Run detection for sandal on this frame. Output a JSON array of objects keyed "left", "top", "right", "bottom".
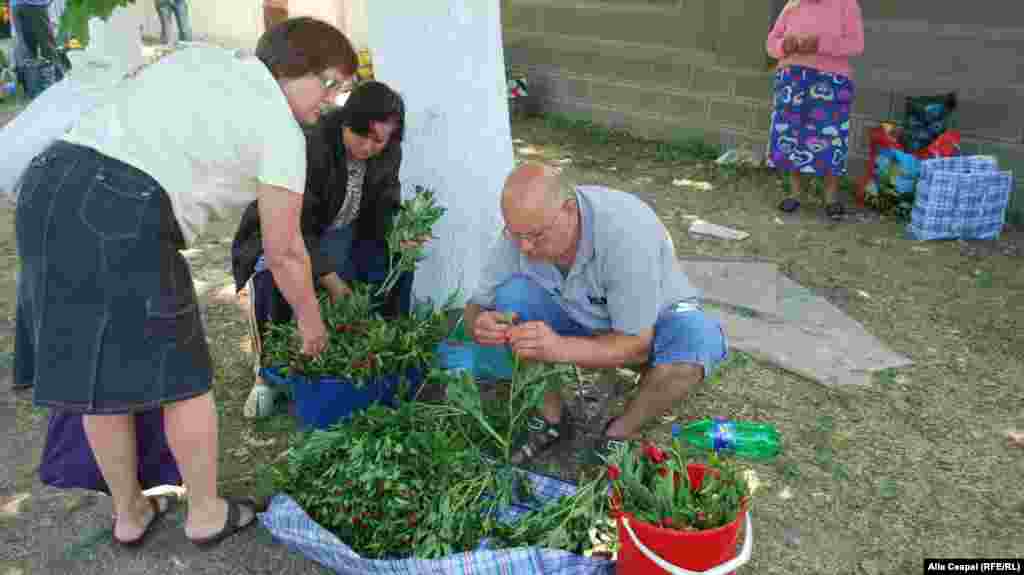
[
  {"left": 588, "top": 419, "right": 634, "bottom": 465},
  {"left": 113, "top": 495, "right": 175, "bottom": 548},
  {"left": 187, "top": 497, "right": 259, "bottom": 550},
  {"left": 826, "top": 202, "right": 845, "bottom": 221},
  {"left": 510, "top": 407, "right": 573, "bottom": 465}
]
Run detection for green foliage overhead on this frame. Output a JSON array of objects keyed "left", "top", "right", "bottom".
[{"left": 59, "top": 0, "right": 135, "bottom": 48}]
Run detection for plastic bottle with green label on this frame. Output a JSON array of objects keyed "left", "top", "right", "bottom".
[{"left": 673, "top": 417, "right": 780, "bottom": 460}]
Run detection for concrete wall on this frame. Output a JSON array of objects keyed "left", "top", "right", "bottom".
[
  {"left": 503, "top": 0, "right": 1024, "bottom": 221},
  {"left": 503, "top": 0, "right": 776, "bottom": 151}
]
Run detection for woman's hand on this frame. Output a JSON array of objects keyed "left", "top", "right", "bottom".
[
  {"left": 797, "top": 35, "right": 819, "bottom": 54},
  {"left": 399, "top": 234, "right": 432, "bottom": 249},
  {"left": 319, "top": 272, "right": 353, "bottom": 303},
  {"left": 297, "top": 314, "right": 328, "bottom": 357}
]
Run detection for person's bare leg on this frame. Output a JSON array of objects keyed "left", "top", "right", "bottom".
[
  {"left": 789, "top": 171, "right": 804, "bottom": 197},
  {"left": 605, "top": 363, "right": 703, "bottom": 439},
  {"left": 164, "top": 392, "right": 253, "bottom": 540},
  {"left": 540, "top": 389, "right": 563, "bottom": 423},
  {"left": 83, "top": 414, "right": 159, "bottom": 542},
  {"left": 824, "top": 174, "right": 840, "bottom": 205}
]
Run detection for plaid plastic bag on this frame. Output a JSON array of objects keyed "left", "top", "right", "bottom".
[
  {"left": 908, "top": 155, "right": 1013, "bottom": 240},
  {"left": 259, "top": 470, "right": 615, "bottom": 575}
]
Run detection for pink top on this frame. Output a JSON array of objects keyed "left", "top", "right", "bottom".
[{"left": 766, "top": 0, "right": 864, "bottom": 78}]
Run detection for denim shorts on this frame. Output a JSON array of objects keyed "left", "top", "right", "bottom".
[
  {"left": 493, "top": 274, "right": 728, "bottom": 376},
  {"left": 14, "top": 141, "right": 213, "bottom": 414}
]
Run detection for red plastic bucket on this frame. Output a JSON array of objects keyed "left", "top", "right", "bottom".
[{"left": 614, "top": 464, "right": 752, "bottom": 575}]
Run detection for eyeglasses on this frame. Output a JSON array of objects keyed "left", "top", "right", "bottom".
[
  {"left": 319, "top": 73, "right": 356, "bottom": 93},
  {"left": 503, "top": 208, "right": 563, "bottom": 245}
]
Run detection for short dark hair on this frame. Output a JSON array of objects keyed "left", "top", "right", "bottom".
[
  {"left": 341, "top": 81, "right": 405, "bottom": 143},
  {"left": 255, "top": 17, "right": 358, "bottom": 80}
]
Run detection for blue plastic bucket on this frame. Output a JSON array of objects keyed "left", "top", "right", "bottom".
[{"left": 260, "top": 366, "right": 423, "bottom": 430}]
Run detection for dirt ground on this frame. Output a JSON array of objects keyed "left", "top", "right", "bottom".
[{"left": 2, "top": 113, "right": 1023, "bottom": 574}]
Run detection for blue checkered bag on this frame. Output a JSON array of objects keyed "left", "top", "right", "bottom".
[
  {"left": 258, "top": 470, "right": 615, "bottom": 575},
  {"left": 908, "top": 155, "right": 1013, "bottom": 240}
]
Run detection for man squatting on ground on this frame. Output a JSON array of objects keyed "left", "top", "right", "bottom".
[{"left": 463, "top": 163, "right": 729, "bottom": 463}]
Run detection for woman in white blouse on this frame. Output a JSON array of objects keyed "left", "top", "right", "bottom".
[{"left": 14, "top": 17, "right": 358, "bottom": 549}]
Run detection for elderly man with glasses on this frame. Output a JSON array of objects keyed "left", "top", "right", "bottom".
[{"left": 462, "top": 163, "right": 728, "bottom": 463}]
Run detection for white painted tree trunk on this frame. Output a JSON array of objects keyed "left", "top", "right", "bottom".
[{"left": 366, "top": 1, "right": 513, "bottom": 308}]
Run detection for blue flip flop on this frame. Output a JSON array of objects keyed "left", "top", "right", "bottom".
[{"left": 778, "top": 198, "right": 801, "bottom": 213}]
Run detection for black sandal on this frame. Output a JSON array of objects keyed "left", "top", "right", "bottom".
[
  {"left": 588, "top": 419, "right": 634, "bottom": 465},
  {"left": 188, "top": 498, "right": 259, "bottom": 550},
  {"left": 826, "top": 202, "right": 845, "bottom": 221},
  {"left": 510, "top": 407, "right": 573, "bottom": 465},
  {"left": 113, "top": 495, "right": 175, "bottom": 548}
]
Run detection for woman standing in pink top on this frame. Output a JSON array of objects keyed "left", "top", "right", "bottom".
[{"left": 766, "top": 0, "right": 864, "bottom": 220}]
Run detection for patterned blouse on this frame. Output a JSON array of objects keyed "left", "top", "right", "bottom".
[{"left": 331, "top": 157, "right": 367, "bottom": 229}]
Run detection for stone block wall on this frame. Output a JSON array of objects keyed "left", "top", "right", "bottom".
[{"left": 502, "top": 0, "right": 1024, "bottom": 222}]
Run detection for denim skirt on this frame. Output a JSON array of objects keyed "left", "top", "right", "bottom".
[{"left": 14, "top": 141, "right": 213, "bottom": 414}]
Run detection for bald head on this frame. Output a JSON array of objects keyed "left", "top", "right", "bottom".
[{"left": 501, "top": 163, "right": 563, "bottom": 217}]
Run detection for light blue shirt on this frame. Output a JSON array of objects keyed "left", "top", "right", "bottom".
[{"left": 470, "top": 186, "right": 700, "bottom": 335}]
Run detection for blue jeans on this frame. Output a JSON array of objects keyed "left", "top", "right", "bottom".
[
  {"left": 155, "top": 0, "right": 192, "bottom": 43},
  {"left": 493, "top": 274, "right": 728, "bottom": 374},
  {"left": 251, "top": 224, "right": 414, "bottom": 328}
]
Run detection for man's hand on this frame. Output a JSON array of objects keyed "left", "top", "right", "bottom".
[
  {"left": 507, "top": 321, "right": 565, "bottom": 363},
  {"left": 297, "top": 314, "right": 328, "bottom": 357},
  {"left": 782, "top": 35, "right": 799, "bottom": 56},
  {"left": 472, "top": 310, "right": 517, "bottom": 347},
  {"left": 797, "top": 35, "right": 819, "bottom": 54}
]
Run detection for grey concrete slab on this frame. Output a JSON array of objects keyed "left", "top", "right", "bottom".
[
  {"left": 681, "top": 258, "right": 913, "bottom": 386},
  {"left": 712, "top": 308, "right": 912, "bottom": 387},
  {"left": 680, "top": 258, "right": 780, "bottom": 316}
]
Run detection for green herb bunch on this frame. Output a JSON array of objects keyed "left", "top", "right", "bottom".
[
  {"left": 262, "top": 283, "right": 454, "bottom": 382},
  {"left": 605, "top": 440, "right": 751, "bottom": 532},
  {"left": 262, "top": 185, "right": 450, "bottom": 382},
  {"left": 442, "top": 349, "right": 575, "bottom": 464},
  {"left": 271, "top": 400, "right": 611, "bottom": 559},
  {"left": 377, "top": 185, "right": 446, "bottom": 297},
  {"left": 490, "top": 470, "right": 614, "bottom": 555},
  {"left": 272, "top": 401, "right": 497, "bottom": 559}
]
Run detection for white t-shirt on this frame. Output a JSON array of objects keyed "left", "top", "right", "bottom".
[{"left": 62, "top": 46, "right": 306, "bottom": 245}]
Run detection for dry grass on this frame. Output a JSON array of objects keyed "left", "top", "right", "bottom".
[{"left": 2, "top": 115, "right": 1022, "bottom": 572}]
